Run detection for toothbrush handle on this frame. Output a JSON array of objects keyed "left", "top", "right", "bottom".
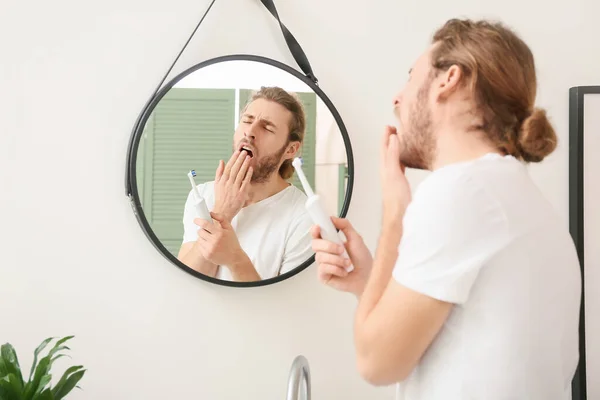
[
  {"left": 305, "top": 196, "right": 354, "bottom": 272},
  {"left": 193, "top": 197, "right": 213, "bottom": 223}
]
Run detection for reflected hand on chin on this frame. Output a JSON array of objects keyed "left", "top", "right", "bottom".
[
  {"left": 213, "top": 150, "right": 254, "bottom": 223},
  {"left": 381, "top": 125, "right": 411, "bottom": 224},
  {"left": 311, "top": 217, "right": 373, "bottom": 297},
  {"left": 194, "top": 212, "right": 247, "bottom": 267}
]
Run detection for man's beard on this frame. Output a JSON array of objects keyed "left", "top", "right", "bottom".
[
  {"left": 398, "top": 74, "right": 436, "bottom": 170},
  {"left": 251, "top": 145, "right": 287, "bottom": 183},
  {"left": 233, "top": 141, "right": 288, "bottom": 184}
]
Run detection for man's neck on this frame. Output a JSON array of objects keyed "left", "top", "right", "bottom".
[
  {"left": 431, "top": 127, "right": 505, "bottom": 170},
  {"left": 245, "top": 175, "right": 290, "bottom": 205}
]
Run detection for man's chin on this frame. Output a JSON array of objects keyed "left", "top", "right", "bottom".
[{"left": 400, "top": 153, "right": 427, "bottom": 171}]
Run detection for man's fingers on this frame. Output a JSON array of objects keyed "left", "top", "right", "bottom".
[
  {"left": 330, "top": 217, "right": 360, "bottom": 241},
  {"left": 386, "top": 134, "right": 407, "bottom": 175},
  {"left": 235, "top": 154, "right": 252, "bottom": 186},
  {"left": 194, "top": 218, "right": 214, "bottom": 233},
  {"left": 386, "top": 133, "right": 400, "bottom": 163},
  {"left": 229, "top": 150, "right": 248, "bottom": 181},
  {"left": 310, "top": 224, "right": 321, "bottom": 239},
  {"left": 197, "top": 226, "right": 211, "bottom": 241},
  {"left": 239, "top": 166, "right": 253, "bottom": 192},
  {"left": 209, "top": 211, "right": 234, "bottom": 231},
  {"left": 315, "top": 252, "right": 351, "bottom": 269},
  {"left": 215, "top": 160, "right": 225, "bottom": 181},
  {"left": 381, "top": 125, "right": 398, "bottom": 165},
  {"left": 222, "top": 150, "right": 240, "bottom": 180},
  {"left": 312, "top": 238, "right": 345, "bottom": 255},
  {"left": 381, "top": 125, "right": 393, "bottom": 154},
  {"left": 317, "top": 263, "right": 349, "bottom": 280}
]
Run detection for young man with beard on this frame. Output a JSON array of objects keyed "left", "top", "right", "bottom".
[
  {"left": 177, "top": 86, "right": 314, "bottom": 282},
  {"left": 311, "top": 19, "right": 582, "bottom": 399}
]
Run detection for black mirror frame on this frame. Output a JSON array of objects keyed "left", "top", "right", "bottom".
[
  {"left": 568, "top": 85, "right": 600, "bottom": 400},
  {"left": 125, "top": 54, "right": 355, "bottom": 288}
]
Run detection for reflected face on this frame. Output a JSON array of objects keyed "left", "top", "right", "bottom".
[
  {"left": 234, "top": 98, "right": 299, "bottom": 183},
  {"left": 392, "top": 46, "right": 437, "bottom": 170}
]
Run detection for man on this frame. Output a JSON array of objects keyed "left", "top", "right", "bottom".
[
  {"left": 311, "top": 19, "right": 582, "bottom": 399},
  {"left": 177, "top": 86, "right": 314, "bottom": 282}
]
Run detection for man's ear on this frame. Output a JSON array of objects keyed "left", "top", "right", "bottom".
[
  {"left": 284, "top": 141, "right": 301, "bottom": 159},
  {"left": 435, "top": 65, "right": 463, "bottom": 101}
]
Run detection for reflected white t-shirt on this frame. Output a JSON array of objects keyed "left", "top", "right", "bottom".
[
  {"left": 393, "top": 154, "right": 581, "bottom": 400},
  {"left": 182, "top": 181, "right": 314, "bottom": 280}
]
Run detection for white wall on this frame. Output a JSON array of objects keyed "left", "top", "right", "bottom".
[{"left": 1, "top": 0, "right": 598, "bottom": 399}]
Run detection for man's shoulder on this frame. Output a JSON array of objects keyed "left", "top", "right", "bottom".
[
  {"left": 277, "top": 185, "right": 312, "bottom": 223},
  {"left": 414, "top": 165, "right": 480, "bottom": 204},
  {"left": 285, "top": 185, "right": 310, "bottom": 210},
  {"left": 185, "top": 180, "right": 216, "bottom": 203},
  {"left": 195, "top": 180, "right": 216, "bottom": 193},
  {"left": 408, "top": 162, "right": 506, "bottom": 226}
]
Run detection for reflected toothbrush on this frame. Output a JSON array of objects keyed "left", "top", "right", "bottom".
[
  {"left": 187, "top": 170, "right": 212, "bottom": 223},
  {"left": 292, "top": 157, "right": 354, "bottom": 272}
]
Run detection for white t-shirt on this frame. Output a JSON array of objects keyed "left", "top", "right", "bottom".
[
  {"left": 393, "top": 153, "right": 581, "bottom": 400},
  {"left": 182, "top": 181, "right": 314, "bottom": 280}
]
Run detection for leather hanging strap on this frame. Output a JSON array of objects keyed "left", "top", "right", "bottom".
[
  {"left": 152, "top": 0, "right": 317, "bottom": 100},
  {"left": 258, "top": 0, "right": 318, "bottom": 83},
  {"left": 149, "top": 0, "right": 218, "bottom": 100}
]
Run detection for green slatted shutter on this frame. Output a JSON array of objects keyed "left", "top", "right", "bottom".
[
  {"left": 238, "top": 89, "right": 317, "bottom": 193},
  {"left": 136, "top": 88, "right": 236, "bottom": 255}
]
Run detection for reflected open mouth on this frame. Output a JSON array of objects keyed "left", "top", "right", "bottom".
[{"left": 239, "top": 144, "right": 254, "bottom": 158}]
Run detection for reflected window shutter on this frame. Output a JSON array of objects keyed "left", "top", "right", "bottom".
[
  {"left": 293, "top": 92, "right": 317, "bottom": 192},
  {"left": 138, "top": 88, "right": 236, "bottom": 255}
]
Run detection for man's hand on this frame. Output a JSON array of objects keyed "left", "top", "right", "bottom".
[
  {"left": 380, "top": 126, "right": 412, "bottom": 225},
  {"left": 213, "top": 150, "right": 253, "bottom": 223},
  {"left": 311, "top": 217, "right": 373, "bottom": 297},
  {"left": 194, "top": 212, "right": 247, "bottom": 267}
]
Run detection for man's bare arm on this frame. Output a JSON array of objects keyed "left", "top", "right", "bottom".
[{"left": 177, "top": 242, "right": 219, "bottom": 277}]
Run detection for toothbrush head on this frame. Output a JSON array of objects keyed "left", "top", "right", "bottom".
[
  {"left": 188, "top": 170, "right": 197, "bottom": 178},
  {"left": 292, "top": 157, "right": 303, "bottom": 169}
]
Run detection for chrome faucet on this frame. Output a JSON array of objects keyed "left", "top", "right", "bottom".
[{"left": 286, "top": 355, "right": 311, "bottom": 400}]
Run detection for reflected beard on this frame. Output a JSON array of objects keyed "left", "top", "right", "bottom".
[
  {"left": 250, "top": 143, "right": 288, "bottom": 184},
  {"left": 399, "top": 75, "right": 436, "bottom": 170}
]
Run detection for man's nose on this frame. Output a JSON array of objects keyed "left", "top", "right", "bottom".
[
  {"left": 245, "top": 124, "right": 257, "bottom": 139},
  {"left": 393, "top": 96, "right": 401, "bottom": 107}
]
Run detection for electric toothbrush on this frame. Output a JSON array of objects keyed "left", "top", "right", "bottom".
[
  {"left": 187, "top": 170, "right": 212, "bottom": 223},
  {"left": 292, "top": 157, "right": 354, "bottom": 273}
]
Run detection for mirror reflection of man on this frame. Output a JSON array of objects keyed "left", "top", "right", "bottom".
[{"left": 177, "top": 86, "right": 315, "bottom": 282}]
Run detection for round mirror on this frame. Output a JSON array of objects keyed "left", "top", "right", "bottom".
[{"left": 126, "top": 55, "right": 354, "bottom": 287}]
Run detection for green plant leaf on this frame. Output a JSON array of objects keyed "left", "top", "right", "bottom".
[
  {"left": 36, "top": 389, "right": 54, "bottom": 400},
  {"left": 32, "top": 375, "right": 51, "bottom": 398},
  {"left": 44, "top": 348, "right": 68, "bottom": 363},
  {"left": 50, "top": 365, "right": 82, "bottom": 398},
  {"left": 23, "top": 337, "right": 74, "bottom": 400},
  {"left": 0, "top": 374, "right": 23, "bottom": 400},
  {"left": 27, "top": 338, "right": 54, "bottom": 383},
  {"left": 0, "top": 345, "right": 23, "bottom": 388},
  {"left": 50, "top": 338, "right": 73, "bottom": 351},
  {"left": 51, "top": 369, "right": 85, "bottom": 400},
  {"left": 0, "top": 355, "right": 8, "bottom": 378},
  {"left": 23, "top": 356, "right": 49, "bottom": 400}
]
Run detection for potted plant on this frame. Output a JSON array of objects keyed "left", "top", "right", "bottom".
[{"left": 0, "top": 335, "right": 85, "bottom": 400}]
